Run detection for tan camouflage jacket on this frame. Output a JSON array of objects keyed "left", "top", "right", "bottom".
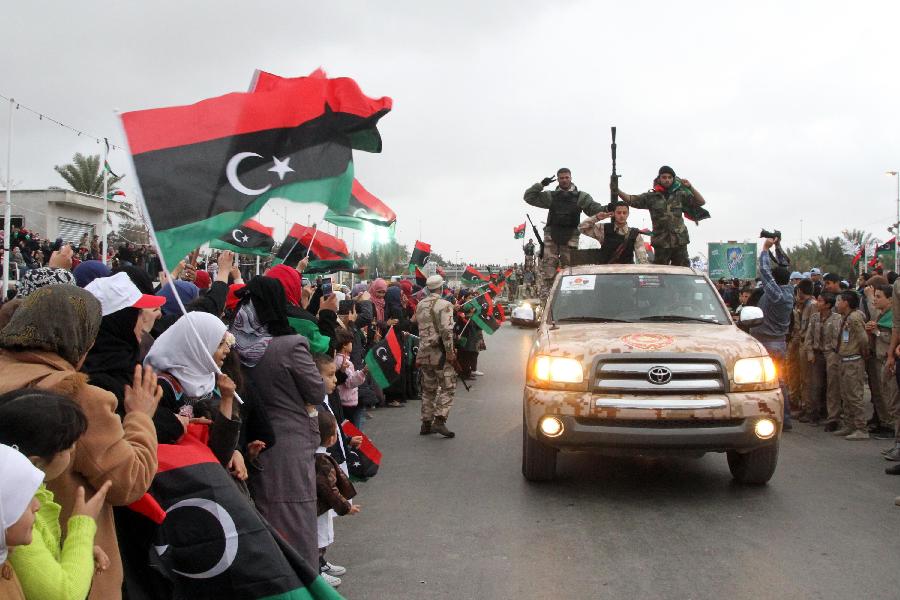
[
  {"left": 414, "top": 293, "right": 455, "bottom": 366},
  {"left": 625, "top": 189, "right": 697, "bottom": 249},
  {"left": 791, "top": 298, "right": 815, "bottom": 342}
]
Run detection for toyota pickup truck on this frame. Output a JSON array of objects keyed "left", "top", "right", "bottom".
[{"left": 522, "top": 264, "right": 783, "bottom": 484}]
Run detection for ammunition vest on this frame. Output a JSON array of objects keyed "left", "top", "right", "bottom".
[
  {"left": 547, "top": 190, "right": 581, "bottom": 242},
  {"left": 598, "top": 223, "right": 638, "bottom": 264}
]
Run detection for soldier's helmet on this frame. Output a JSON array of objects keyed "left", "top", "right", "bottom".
[{"left": 426, "top": 275, "right": 444, "bottom": 291}]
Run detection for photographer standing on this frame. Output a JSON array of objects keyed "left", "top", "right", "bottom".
[{"left": 750, "top": 236, "right": 795, "bottom": 430}]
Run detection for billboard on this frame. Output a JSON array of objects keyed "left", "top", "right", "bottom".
[{"left": 708, "top": 242, "right": 757, "bottom": 279}]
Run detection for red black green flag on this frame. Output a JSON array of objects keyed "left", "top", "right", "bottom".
[
  {"left": 121, "top": 70, "right": 391, "bottom": 267},
  {"left": 210, "top": 218, "right": 275, "bottom": 256},
  {"left": 127, "top": 426, "right": 342, "bottom": 599},
  {"left": 409, "top": 240, "right": 431, "bottom": 268},
  {"left": 462, "top": 293, "right": 500, "bottom": 335},
  {"left": 513, "top": 223, "right": 526, "bottom": 239},
  {"left": 274, "top": 223, "right": 354, "bottom": 273},
  {"left": 324, "top": 178, "right": 396, "bottom": 231},
  {"left": 411, "top": 266, "right": 427, "bottom": 287},
  {"left": 462, "top": 265, "right": 488, "bottom": 285},
  {"left": 365, "top": 327, "right": 403, "bottom": 389}
]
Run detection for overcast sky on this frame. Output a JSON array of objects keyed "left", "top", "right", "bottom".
[{"left": 2, "top": 0, "right": 899, "bottom": 264}]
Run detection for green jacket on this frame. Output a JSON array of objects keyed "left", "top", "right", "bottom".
[
  {"left": 626, "top": 188, "right": 698, "bottom": 249},
  {"left": 9, "top": 485, "right": 97, "bottom": 600},
  {"left": 523, "top": 183, "right": 604, "bottom": 219}
]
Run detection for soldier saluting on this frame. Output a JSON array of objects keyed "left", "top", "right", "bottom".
[
  {"left": 612, "top": 165, "right": 708, "bottom": 267},
  {"left": 578, "top": 201, "right": 649, "bottom": 264},
  {"left": 415, "top": 274, "right": 457, "bottom": 438},
  {"left": 524, "top": 168, "right": 604, "bottom": 296}
]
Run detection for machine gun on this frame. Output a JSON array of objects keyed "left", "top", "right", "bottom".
[{"left": 526, "top": 213, "right": 544, "bottom": 259}]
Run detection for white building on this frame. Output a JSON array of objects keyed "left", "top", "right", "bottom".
[{"left": 2, "top": 189, "right": 124, "bottom": 244}]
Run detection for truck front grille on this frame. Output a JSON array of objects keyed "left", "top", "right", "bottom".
[{"left": 593, "top": 358, "right": 726, "bottom": 394}]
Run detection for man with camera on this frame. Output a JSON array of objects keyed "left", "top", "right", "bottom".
[
  {"left": 612, "top": 165, "right": 706, "bottom": 267},
  {"left": 524, "top": 168, "right": 604, "bottom": 297},
  {"left": 751, "top": 235, "right": 796, "bottom": 430}
]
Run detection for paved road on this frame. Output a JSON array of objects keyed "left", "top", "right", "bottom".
[{"left": 334, "top": 325, "right": 900, "bottom": 599}]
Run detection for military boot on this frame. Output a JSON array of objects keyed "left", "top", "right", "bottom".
[
  {"left": 431, "top": 417, "right": 455, "bottom": 438},
  {"left": 419, "top": 420, "right": 433, "bottom": 435}
]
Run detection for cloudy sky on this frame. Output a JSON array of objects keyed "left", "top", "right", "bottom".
[{"left": 2, "top": 0, "right": 899, "bottom": 264}]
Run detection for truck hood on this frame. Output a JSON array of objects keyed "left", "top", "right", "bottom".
[{"left": 537, "top": 321, "right": 767, "bottom": 367}]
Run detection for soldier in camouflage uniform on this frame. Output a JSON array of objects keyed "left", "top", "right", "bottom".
[
  {"left": 612, "top": 165, "right": 707, "bottom": 267},
  {"left": 524, "top": 168, "right": 604, "bottom": 298},
  {"left": 414, "top": 274, "right": 457, "bottom": 438}
]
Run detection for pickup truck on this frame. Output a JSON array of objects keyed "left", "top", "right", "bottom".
[{"left": 522, "top": 264, "right": 783, "bottom": 484}]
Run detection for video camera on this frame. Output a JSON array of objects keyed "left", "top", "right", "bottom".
[
  {"left": 759, "top": 229, "right": 782, "bottom": 241},
  {"left": 759, "top": 229, "right": 790, "bottom": 267}
]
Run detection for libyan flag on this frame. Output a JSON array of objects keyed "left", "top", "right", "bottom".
[
  {"left": 324, "top": 178, "right": 396, "bottom": 231},
  {"left": 462, "top": 265, "right": 488, "bottom": 285},
  {"left": 409, "top": 240, "right": 431, "bottom": 268},
  {"left": 513, "top": 223, "right": 525, "bottom": 239},
  {"left": 869, "top": 237, "right": 896, "bottom": 268},
  {"left": 463, "top": 293, "right": 501, "bottom": 335},
  {"left": 127, "top": 425, "right": 342, "bottom": 599},
  {"left": 210, "top": 218, "right": 275, "bottom": 256},
  {"left": 365, "top": 327, "right": 402, "bottom": 389},
  {"left": 121, "top": 70, "right": 391, "bottom": 267},
  {"left": 274, "top": 223, "right": 354, "bottom": 273},
  {"left": 410, "top": 265, "right": 427, "bottom": 287}
]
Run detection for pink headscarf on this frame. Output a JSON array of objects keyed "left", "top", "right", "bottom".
[{"left": 368, "top": 278, "right": 387, "bottom": 321}]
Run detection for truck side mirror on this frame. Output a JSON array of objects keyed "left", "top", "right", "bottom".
[{"left": 739, "top": 306, "right": 764, "bottom": 328}]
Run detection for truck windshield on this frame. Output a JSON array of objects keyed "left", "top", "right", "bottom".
[{"left": 550, "top": 273, "right": 730, "bottom": 325}]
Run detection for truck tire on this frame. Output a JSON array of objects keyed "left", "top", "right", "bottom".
[
  {"left": 727, "top": 442, "right": 779, "bottom": 485},
  {"left": 522, "top": 415, "right": 557, "bottom": 481}
]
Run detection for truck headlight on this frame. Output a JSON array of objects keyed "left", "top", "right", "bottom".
[
  {"left": 534, "top": 356, "right": 583, "bottom": 383},
  {"left": 521, "top": 302, "right": 532, "bottom": 311},
  {"left": 733, "top": 356, "right": 777, "bottom": 384}
]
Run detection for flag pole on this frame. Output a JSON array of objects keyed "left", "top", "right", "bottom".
[
  {"left": 2, "top": 97, "right": 13, "bottom": 300},
  {"left": 101, "top": 138, "right": 109, "bottom": 266},
  {"left": 306, "top": 223, "right": 319, "bottom": 258},
  {"left": 255, "top": 254, "right": 260, "bottom": 276}
]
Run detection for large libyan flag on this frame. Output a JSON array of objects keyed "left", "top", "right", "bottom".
[
  {"left": 127, "top": 425, "right": 343, "bottom": 599},
  {"left": 120, "top": 70, "right": 391, "bottom": 267}
]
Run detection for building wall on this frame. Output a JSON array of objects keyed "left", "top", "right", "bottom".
[{"left": 9, "top": 189, "right": 122, "bottom": 243}]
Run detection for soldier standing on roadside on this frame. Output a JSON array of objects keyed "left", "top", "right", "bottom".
[
  {"left": 415, "top": 275, "right": 457, "bottom": 438},
  {"left": 524, "top": 168, "right": 604, "bottom": 297},
  {"left": 612, "top": 165, "right": 707, "bottom": 266}
]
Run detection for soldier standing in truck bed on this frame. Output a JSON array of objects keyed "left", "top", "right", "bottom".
[
  {"left": 524, "top": 168, "right": 604, "bottom": 297},
  {"left": 612, "top": 165, "right": 708, "bottom": 267}
]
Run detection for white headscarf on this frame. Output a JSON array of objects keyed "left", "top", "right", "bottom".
[
  {"left": 144, "top": 312, "right": 227, "bottom": 398},
  {"left": 0, "top": 444, "right": 43, "bottom": 563}
]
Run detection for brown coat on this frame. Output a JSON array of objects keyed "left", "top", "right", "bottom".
[
  {"left": 0, "top": 350, "right": 158, "bottom": 600},
  {"left": 315, "top": 452, "right": 356, "bottom": 516}
]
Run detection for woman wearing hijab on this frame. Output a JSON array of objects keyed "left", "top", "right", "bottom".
[
  {"left": 72, "top": 260, "right": 111, "bottom": 288},
  {"left": 383, "top": 286, "right": 415, "bottom": 406},
  {"left": 231, "top": 276, "right": 325, "bottom": 572},
  {"left": 0, "top": 286, "right": 160, "bottom": 600},
  {"left": 144, "top": 312, "right": 242, "bottom": 466},
  {"left": 265, "top": 264, "right": 333, "bottom": 354},
  {"left": 368, "top": 278, "right": 388, "bottom": 322}
]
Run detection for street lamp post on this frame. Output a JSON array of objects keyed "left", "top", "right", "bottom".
[{"left": 888, "top": 171, "right": 900, "bottom": 274}]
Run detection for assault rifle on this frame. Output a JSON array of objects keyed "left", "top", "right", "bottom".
[
  {"left": 610, "top": 126, "right": 619, "bottom": 204},
  {"left": 526, "top": 213, "right": 544, "bottom": 259}
]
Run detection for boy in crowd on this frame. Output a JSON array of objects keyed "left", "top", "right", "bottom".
[{"left": 834, "top": 291, "right": 870, "bottom": 440}]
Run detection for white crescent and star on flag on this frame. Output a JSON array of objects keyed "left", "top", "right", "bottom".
[
  {"left": 231, "top": 229, "right": 250, "bottom": 244},
  {"left": 225, "top": 153, "right": 295, "bottom": 196}
]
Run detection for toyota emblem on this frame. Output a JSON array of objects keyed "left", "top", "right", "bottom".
[{"left": 647, "top": 366, "right": 672, "bottom": 385}]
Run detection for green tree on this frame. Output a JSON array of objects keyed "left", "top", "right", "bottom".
[
  {"left": 53, "top": 153, "right": 123, "bottom": 196},
  {"left": 785, "top": 236, "right": 853, "bottom": 277}
]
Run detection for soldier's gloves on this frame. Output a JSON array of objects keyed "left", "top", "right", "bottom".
[{"left": 540, "top": 176, "right": 556, "bottom": 188}]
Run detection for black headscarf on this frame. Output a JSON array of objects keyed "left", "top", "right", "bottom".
[
  {"left": 81, "top": 307, "right": 141, "bottom": 401},
  {"left": 114, "top": 265, "right": 155, "bottom": 294},
  {"left": 239, "top": 276, "right": 294, "bottom": 337}
]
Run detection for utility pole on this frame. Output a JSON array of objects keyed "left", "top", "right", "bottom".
[
  {"left": 888, "top": 171, "right": 900, "bottom": 274},
  {"left": 2, "top": 98, "right": 13, "bottom": 300}
]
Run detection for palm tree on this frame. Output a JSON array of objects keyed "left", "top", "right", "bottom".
[{"left": 53, "top": 153, "right": 123, "bottom": 197}]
